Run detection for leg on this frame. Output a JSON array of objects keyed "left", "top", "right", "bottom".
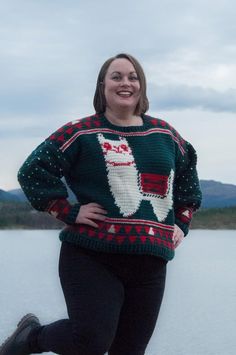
[
  {"left": 108, "top": 257, "right": 167, "bottom": 355},
  {"left": 32, "top": 242, "right": 125, "bottom": 355}
]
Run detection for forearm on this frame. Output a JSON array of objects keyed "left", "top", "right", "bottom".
[{"left": 18, "top": 141, "right": 79, "bottom": 225}]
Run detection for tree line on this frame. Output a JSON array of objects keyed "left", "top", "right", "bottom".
[{"left": 0, "top": 201, "right": 236, "bottom": 229}]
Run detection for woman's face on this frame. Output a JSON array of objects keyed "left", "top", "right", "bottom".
[{"left": 104, "top": 58, "right": 141, "bottom": 114}]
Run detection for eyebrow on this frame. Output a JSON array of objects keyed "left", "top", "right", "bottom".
[{"left": 110, "top": 71, "right": 137, "bottom": 75}]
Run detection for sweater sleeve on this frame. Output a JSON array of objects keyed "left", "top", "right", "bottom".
[
  {"left": 17, "top": 139, "right": 80, "bottom": 225},
  {"left": 173, "top": 141, "right": 202, "bottom": 235}
]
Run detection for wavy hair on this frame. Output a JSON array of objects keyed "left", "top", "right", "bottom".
[{"left": 93, "top": 53, "right": 149, "bottom": 115}]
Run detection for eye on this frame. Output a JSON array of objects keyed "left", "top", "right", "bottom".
[
  {"left": 129, "top": 75, "right": 139, "bottom": 81},
  {"left": 111, "top": 75, "right": 121, "bottom": 81}
]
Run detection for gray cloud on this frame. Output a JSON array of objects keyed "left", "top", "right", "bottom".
[
  {"left": 0, "top": 0, "right": 236, "bottom": 189},
  {"left": 148, "top": 84, "right": 236, "bottom": 112},
  {"left": 1, "top": 0, "right": 235, "bottom": 122},
  {"left": 0, "top": 87, "right": 64, "bottom": 115}
]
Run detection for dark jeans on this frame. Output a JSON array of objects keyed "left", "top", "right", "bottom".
[{"left": 30, "top": 241, "right": 167, "bottom": 355}]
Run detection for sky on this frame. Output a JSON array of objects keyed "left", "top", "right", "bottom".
[{"left": 1, "top": 0, "right": 236, "bottom": 190}]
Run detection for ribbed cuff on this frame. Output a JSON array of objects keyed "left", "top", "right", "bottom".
[
  {"left": 46, "top": 199, "right": 81, "bottom": 225},
  {"left": 174, "top": 217, "right": 189, "bottom": 236},
  {"left": 63, "top": 203, "right": 81, "bottom": 225}
]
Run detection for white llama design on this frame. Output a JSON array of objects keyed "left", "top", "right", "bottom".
[
  {"left": 97, "top": 133, "right": 141, "bottom": 216},
  {"left": 97, "top": 133, "right": 174, "bottom": 221}
]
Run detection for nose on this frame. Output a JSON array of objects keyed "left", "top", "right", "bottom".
[{"left": 120, "top": 76, "right": 130, "bottom": 86}]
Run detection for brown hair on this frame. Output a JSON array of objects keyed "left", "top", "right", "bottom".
[{"left": 93, "top": 53, "right": 149, "bottom": 115}]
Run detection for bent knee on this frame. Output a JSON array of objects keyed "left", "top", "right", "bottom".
[{"left": 71, "top": 326, "right": 115, "bottom": 355}]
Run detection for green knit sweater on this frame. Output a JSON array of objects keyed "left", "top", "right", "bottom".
[{"left": 18, "top": 114, "right": 202, "bottom": 261}]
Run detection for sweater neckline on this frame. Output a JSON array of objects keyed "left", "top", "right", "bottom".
[{"left": 100, "top": 114, "right": 151, "bottom": 132}]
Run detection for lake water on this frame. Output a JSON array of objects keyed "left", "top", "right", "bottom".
[{"left": 0, "top": 230, "right": 235, "bottom": 355}]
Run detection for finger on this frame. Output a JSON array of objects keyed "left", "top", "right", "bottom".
[
  {"left": 81, "top": 218, "right": 99, "bottom": 228},
  {"left": 88, "top": 203, "right": 107, "bottom": 210},
  {"left": 172, "top": 225, "right": 179, "bottom": 239},
  {"left": 175, "top": 235, "right": 184, "bottom": 248},
  {"left": 89, "top": 207, "right": 108, "bottom": 215},
  {"left": 172, "top": 232, "right": 177, "bottom": 241},
  {"left": 87, "top": 213, "right": 107, "bottom": 221},
  {"left": 175, "top": 240, "right": 181, "bottom": 248},
  {"left": 173, "top": 225, "right": 184, "bottom": 243},
  {"left": 172, "top": 230, "right": 178, "bottom": 242},
  {"left": 173, "top": 238, "right": 177, "bottom": 245},
  {"left": 172, "top": 232, "right": 179, "bottom": 243}
]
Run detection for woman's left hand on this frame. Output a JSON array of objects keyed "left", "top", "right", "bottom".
[{"left": 172, "top": 224, "right": 184, "bottom": 248}]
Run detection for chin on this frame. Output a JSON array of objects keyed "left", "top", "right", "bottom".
[{"left": 116, "top": 101, "right": 137, "bottom": 110}]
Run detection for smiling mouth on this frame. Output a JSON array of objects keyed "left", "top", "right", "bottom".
[{"left": 117, "top": 91, "right": 133, "bottom": 97}]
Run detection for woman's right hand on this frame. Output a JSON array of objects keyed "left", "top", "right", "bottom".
[{"left": 75, "top": 203, "right": 108, "bottom": 228}]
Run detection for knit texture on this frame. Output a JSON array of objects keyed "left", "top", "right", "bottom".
[{"left": 18, "top": 114, "right": 202, "bottom": 261}]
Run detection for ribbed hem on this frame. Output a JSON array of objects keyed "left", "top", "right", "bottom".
[{"left": 59, "top": 229, "right": 175, "bottom": 261}]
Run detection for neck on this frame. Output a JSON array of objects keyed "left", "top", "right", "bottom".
[{"left": 104, "top": 108, "right": 143, "bottom": 127}]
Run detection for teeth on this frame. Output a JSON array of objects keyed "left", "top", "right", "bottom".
[{"left": 117, "top": 92, "right": 132, "bottom": 96}]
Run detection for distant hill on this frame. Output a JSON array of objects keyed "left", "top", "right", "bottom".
[
  {"left": 1, "top": 180, "right": 236, "bottom": 208},
  {"left": 8, "top": 189, "right": 27, "bottom": 202},
  {"left": 4, "top": 186, "right": 76, "bottom": 202},
  {"left": 0, "top": 189, "right": 21, "bottom": 202},
  {"left": 200, "top": 180, "right": 236, "bottom": 208}
]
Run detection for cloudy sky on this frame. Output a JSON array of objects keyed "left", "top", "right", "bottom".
[{"left": 1, "top": 0, "right": 236, "bottom": 190}]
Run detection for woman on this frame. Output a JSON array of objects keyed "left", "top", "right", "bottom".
[{"left": 0, "top": 53, "right": 202, "bottom": 355}]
